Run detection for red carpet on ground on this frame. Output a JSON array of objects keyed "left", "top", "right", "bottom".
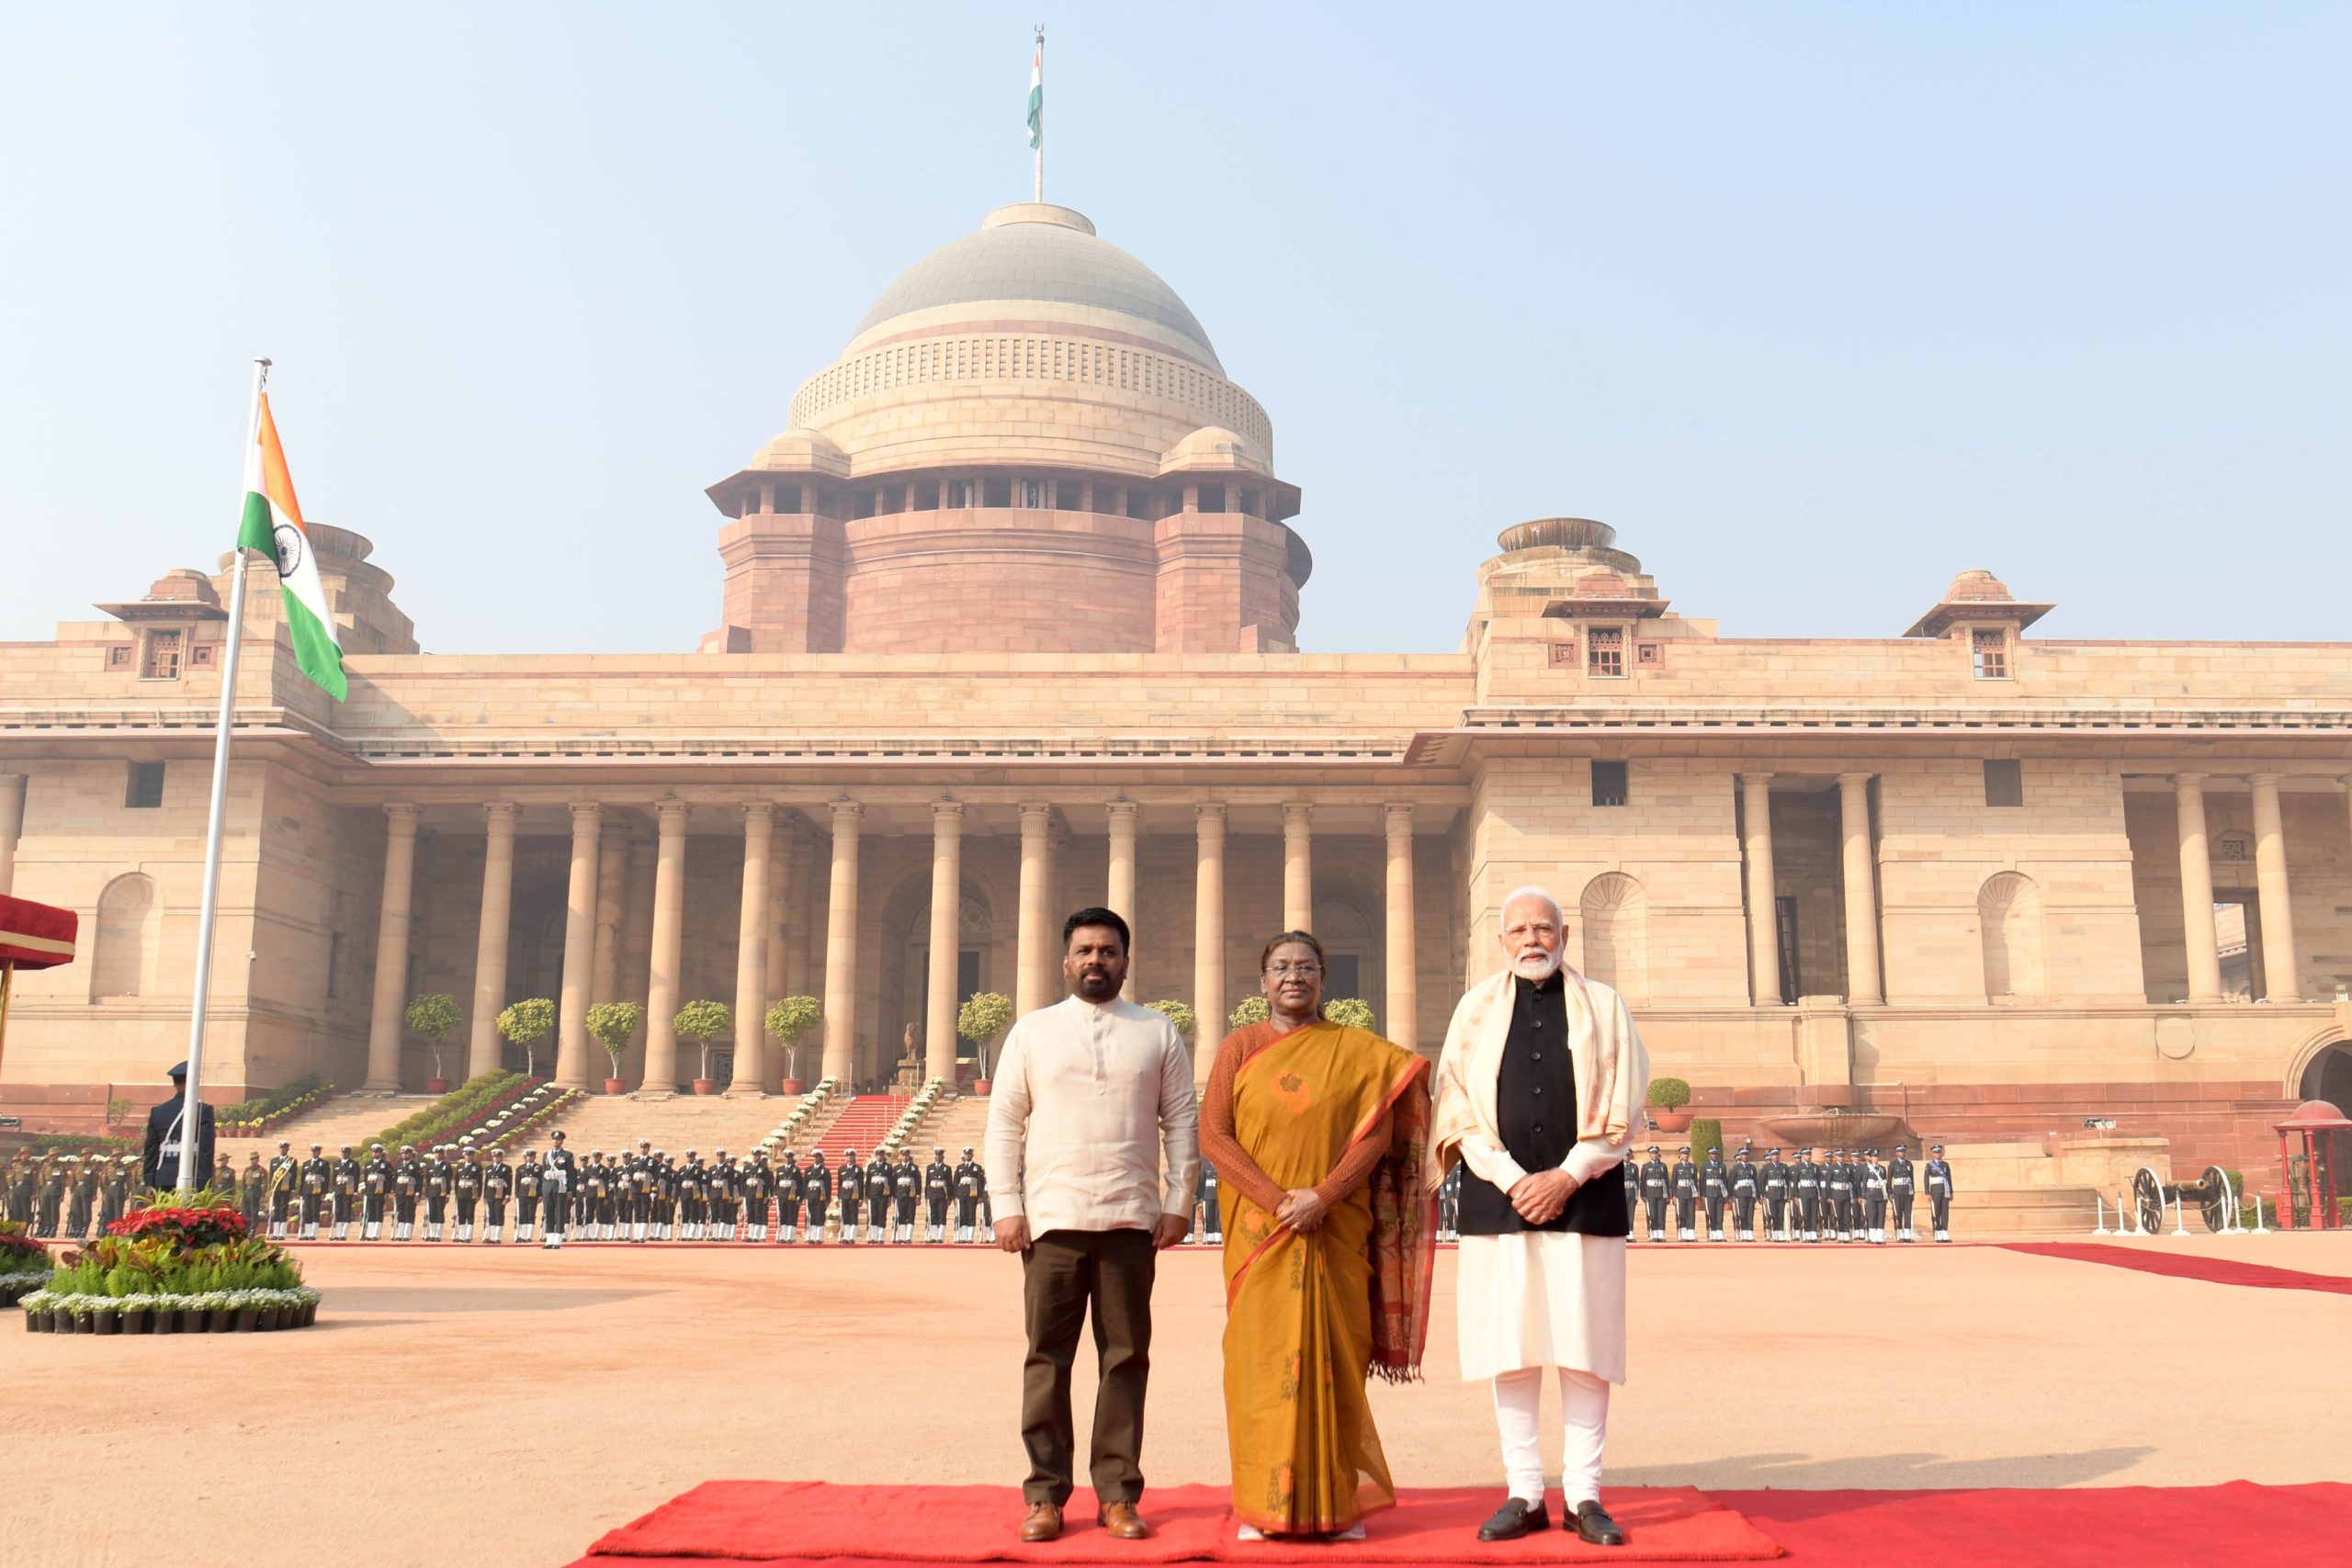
[
  {"left": 1997, "top": 1241, "right": 2352, "bottom": 1296},
  {"left": 573, "top": 1482, "right": 1780, "bottom": 1564}
]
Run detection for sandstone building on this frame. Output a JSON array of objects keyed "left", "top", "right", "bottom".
[{"left": 5, "top": 201, "right": 2349, "bottom": 1176}]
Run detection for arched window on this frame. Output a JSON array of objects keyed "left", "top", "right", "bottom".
[
  {"left": 1310, "top": 895, "right": 1378, "bottom": 1018},
  {"left": 1579, "top": 873, "right": 1649, "bottom": 1003},
  {"left": 1979, "top": 872, "right": 2045, "bottom": 1000},
  {"left": 92, "top": 873, "right": 159, "bottom": 999}
]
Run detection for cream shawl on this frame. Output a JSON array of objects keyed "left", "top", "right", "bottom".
[{"left": 1427, "top": 965, "right": 1650, "bottom": 1191}]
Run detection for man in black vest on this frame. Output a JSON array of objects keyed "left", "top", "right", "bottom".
[
  {"left": 891, "top": 1148, "right": 921, "bottom": 1244},
  {"left": 866, "top": 1149, "right": 896, "bottom": 1245},
  {"left": 1793, "top": 1148, "right": 1822, "bottom": 1242},
  {"left": 331, "top": 1145, "right": 361, "bottom": 1240},
  {"left": 482, "top": 1146, "right": 513, "bottom": 1243},
  {"left": 140, "top": 1062, "right": 217, "bottom": 1195}
]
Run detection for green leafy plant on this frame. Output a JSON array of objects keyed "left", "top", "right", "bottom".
[
  {"left": 1320, "top": 998, "right": 1375, "bottom": 1031},
  {"left": 765, "top": 996, "right": 822, "bottom": 1083},
  {"left": 957, "top": 992, "right": 1013, "bottom": 1076},
  {"left": 405, "top": 993, "right": 462, "bottom": 1083},
  {"left": 1646, "top": 1077, "right": 1692, "bottom": 1109},
  {"left": 103, "top": 1096, "right": 135, "bottom": 1132},
  {"left": 217, "top": 1073, "right": 331, "bottom": 1127},
  {"left": 673, "top": 999, "right": 732, "bottom": 1084},
  {"left": 499, "top": 998, "right": 557, "bottom": 1077},
  {"left": 1143, "top": 999, "right": 1194, "bottom": 1040},
  {"left": 1689, "top": 1118, "right": 1724, "bottom": 1176},
  {"left": 583, "top": 1002, "right": 639, "bottom": 1083},
  {"left": 1228, "top": 995, "right": 1271, "bottom": 1030}
]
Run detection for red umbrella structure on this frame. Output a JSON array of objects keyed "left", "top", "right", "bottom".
[{"left": 0, "top": 893, "right": 79, "bottom": 1080}]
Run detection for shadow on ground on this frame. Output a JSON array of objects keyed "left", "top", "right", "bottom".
[
  {"left": 322, "top": 1287, "right": 663, "bottom": 1314},
  {"left": 1613, "top": 1446, "right": 2159, "bottom": 1495}
]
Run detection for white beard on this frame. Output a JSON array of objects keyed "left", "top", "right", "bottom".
[{"left": 1510, "top": 950, "right": 1562, "bottom": 983}]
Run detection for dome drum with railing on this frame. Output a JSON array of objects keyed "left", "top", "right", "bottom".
[{"left": 704, "top": 205, "right": 1306, "bottom": 656}]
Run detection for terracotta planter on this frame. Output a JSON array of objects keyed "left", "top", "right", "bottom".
[
  {"left": 692, "top": 1078, "right": 718, "bottom": 1096},
  {"left": 425, "top": 1077, "right": 451, "bottom": 1095},
  {"left": 971, "top": 1079, "right": 992, "bottom": 1098},
  {"left": 779, "top": 1078, "right": 804, "bottom": 1096},
  {"left": 604, "top": 1077, "right": 627, "bottom": 1095},
  {"left": 1649, "top": 1107, "right": 1694, "bottom": 1134}
]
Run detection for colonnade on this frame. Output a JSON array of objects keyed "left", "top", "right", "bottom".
[
  {"left": 1735, "top": 772, "right": 1886, "bottom": 1008},
  {"left": 357, "top": 796, "right": 1424, "bottom": 1097}
]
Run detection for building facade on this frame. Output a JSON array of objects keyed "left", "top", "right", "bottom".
[{"left": 4, "top": 202, "right": 2349, "bottom": 1172}]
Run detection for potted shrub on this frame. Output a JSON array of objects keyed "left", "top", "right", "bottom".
[
  {"left": 1320, "top": 998, "right": 1375, "bottom": 1031},
  {"left": 1229, "top": 995, "right": 1272, "bottom": 1030},
  {"left": 1648, "top": 1077, "right": 1694, "bottom": 1134},
  {"left": 765, "top": 996, "right": 821, "bottom": 1096},
  {"left": 406, "top": 993, "right": 462, "bottom": 1094},
  {"left": 1144, "top": 999, "right": 1195, "bottom": 1050},
  {"left": 499, "top": 997, "right": 557, "bottom": 1082},
  {"left": 958, "top": 992, "right": 1012, "bottom": 1097},
  {"left": 584, "top": 1001, "right": 639, "bottom": 1094},
  {"left": 673, "top": 999, "right": 731, "bottom": 1095}
]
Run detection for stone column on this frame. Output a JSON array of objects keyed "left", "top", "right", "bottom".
[
  {"left": 554, "top": 804, "right": 602, "bottom": 1089},
  {"left": 2249, "top": 773, "right": 2303, "bottom": 1002},
  {"left": 465, "top": 802, "right": 518, "bottom": 1081},
  {"left": 641, "top": 798, "right": 690, "bottom": 1093},
  {"left": 1740, "top": 773, "right": 1782, "bottom": 1007},
  {"left": 820, "top": 799, "right": 862, "bottom": 1084},
  {"left": 1106, "top": 799, "right": 1138, "bottom": 993},
  {"left": 786, "top": 835, "right": 817, "bottom": 1000},
  {"left": 1193, "top": 804, "right": 1227, "bottom": 1077},
  {"left": 1016, "top": 803, "right": 1055, "bottom": 1018},
  {"left": 729, "top": 803, "right": 774, "bottom": 1094},
  {"left": 2174, "top": 774, "right": 2223, "bottom": 1003},
  {"left": 1283, "top": 801, "right": 1313, "bottom": 931},
  {"left": 926, "top": 800, "right": 965, "bottom": 1084},
  {"left": 620, "top": 834, "right": 657, "bottom": 1077},
  {"left": 362, "top": 804, "right": 421, "bottom": 1090},
  {"left": 1383, "top": 804, "right": 1418, "bottom": 1050},
  {"left": 590, "top": 830, "right": 628, "bottom": 1013},
  {"left": 764, "top": 829, "right": 790, "bottom": 1012},
  {"left": 1836, "top": 773, "right": 1883, "bottom": 1005},
  {"left": 0, "top": 772, "right": 26, "bottom": 897}
]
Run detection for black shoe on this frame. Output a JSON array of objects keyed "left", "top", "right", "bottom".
[
  {"left": 1476, "top": 1497, "right": 1550, "bottom": 1542},
  {"left": 1572, "top": 1500, "right": 1625, "bottom": 1547}
]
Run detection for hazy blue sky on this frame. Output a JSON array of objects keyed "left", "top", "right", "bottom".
[{"left": 4, "top": 5, "right": 2345, "bottom": 656}]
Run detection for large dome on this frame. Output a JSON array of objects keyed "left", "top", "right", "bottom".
[{"left": 845, "top": 203, "right": 1223, "bottom": 373}]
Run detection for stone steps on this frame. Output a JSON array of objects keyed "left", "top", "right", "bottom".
[
  {"left": 220, "top": 1093, "right": 443, "bottom": 1152},
  {"left": 1951, "top": 1185, "right": 2103, "bottom": 1235},
  {"left": 536, "top": 1092, "right": 798, "bottom": 1159}
]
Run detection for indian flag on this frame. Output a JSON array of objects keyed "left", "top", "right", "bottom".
[
  {"left": 235, "top": 394, "right": 346, "bottom": 700},
  {"left": 1026, "top": 45, "right": 1042, "bottom": 149}
]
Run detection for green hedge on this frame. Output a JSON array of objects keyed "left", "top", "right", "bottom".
[
  {"left": 218, "top": 1073, "right": 332, "bottom": 1127},
  {"left": 342, "top": 1073, "right": 524, "bottom": 1154},
  {"left": 1688, "top": 1118, "right": 1724, "bottom": 1175}
]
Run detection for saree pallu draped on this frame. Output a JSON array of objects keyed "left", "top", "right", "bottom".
[{"left": 1219, "top": 1021, "right": 1433, "bottom": 1535}]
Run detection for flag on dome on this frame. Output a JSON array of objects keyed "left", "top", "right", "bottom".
[
  {"left": 1026, "top": 43, "right": 1043, "bottom": 148},
  {"left": 234, "top": 395, "right": 346, "bottom": 700}
]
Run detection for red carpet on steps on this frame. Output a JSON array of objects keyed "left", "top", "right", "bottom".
[
  {"left": 574, "top": 1483, "right": 1778, "bottom": 1563},
  {"left": 1996, "top": 1242, "right": 2352, "bottom": 1296}
]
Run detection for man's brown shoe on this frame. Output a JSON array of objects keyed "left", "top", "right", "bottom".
[
  {"left": 1020, "top": 1502, "right": 1063, "bottom": 1542},
  {"left": 1097, "top": 1501, "right": 1151, "bottom": 1540}
]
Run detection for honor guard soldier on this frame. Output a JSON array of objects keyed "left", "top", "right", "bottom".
[
  {"left": 1761, "top": 1148, "right": 1790, "bottom": 1241},
  {"left": 387, "top": 1146, "right": 421, "bottom": 1240},
  {"left": 951, "top": 1147, "right": 984, "bottom": 1243},
  {"left": 298, "top": 1143, "right": 331, "bottom": 1240},
  {"left": 1439, "top": 1162, "right": 1463, "bottom": 1243},
  {"left": 214, "top": 1152, "right": 241, "bottom": 1205},
  {"left": 454, "top": 1148, "right": 483, "bottom": 1241},
  {"left": 923, "top": 1146, "right": 952, "bottom": 1243},
  {"left": 741, "top": 1153, "right": 773, "bottom": 1242},
  {"left": 33, "top": 1156, "right": 65, "bottom": 1237},
  {"left": 623, "top": 1147, "right": 651, "bottom": 1243},
  {"left": 1701, "top": 1146, "right": 1730, "bottom": 1241},
  {"left": 62, "top": 1156, "right": 97, "bottom": 1240},
  {"left": 1621, "top": 1156, "right": 1638, "bottom": 1242},
  {"left": 1670, "top": 1145, "right": 1699, "bottom": 1241},
  {"left": 1197, "top": 1159, "right": 1223, "bottom": 1245},
  {"left": 801, "top": 1150, "right": 832, "bottom": 1243},
  {"left": 865, "top": 1149, "right": 896, "bottom": 1245},
  {"left": 889, "top": 1149, "right": 920, "bottom": 1244},
  {"left": 1638, "top": 1145, "right": 1670, "bottom": 1243},
  {"left": 675, "top": 1153, "right": 704, "bottom": 1240},
  {"left": 777, "top": 1152, "right": 806, "bottom": 1243},
  {"left": 359, "top": 1144, "right": 390, "bottom": 1240},
  {"left": 266, "top": 1140, "right": 299, "bottom": 1238},
  {"left": 515, "top": 1148, "right": 541, "bottom": 1242},
  {"left": 1860, "top": 1149, "right": 1890, "bottom": 1245},
  {"left": 331, "top": 1146, "right": 361, "bottom": 1239},
  {"left": 1887, "top": 1143, "right": 1917, "bottom": 1242},
  {"left": 594, "top": 1153, "right": 620, "bottom": 1239},
  {"left": 1729, "top": 1145, "right": 1759, "bottom": 1241},
  {"left": 540, "top": 1131, "right": 577, "bottom": 1247},
  {"left": 1838, "top": 1150, "right": 1862, "bottom": 1241},
  {"left": 424, "top": 1146, "right": 458, "bottom": 1241},
  {"left": 1823, "top": 1151, "right": 1849, "bottom": 1241},
  {"left": 237, "top": 1152, "right": 266, "bottom": 1230},
  {"left": 483, "top": 1146, "right": 513, "bottom": 1242},
  {"left": 1924, "top": 1145, "right": 1955, "bottom": 1241},
  {"left": 718, "top": 1151, "right": 746, "bottom": 1240},
  {"left": 5, "top": 1156, "right": 33, "bottom": 1225},
  {"left": 102, "top": 1155, "right": 135, "bottom": 1234},
  {"left": 1792, "top": 1149, "right": 1821, "bottom": 1241},
  {"left": 835, "top": 1147, "right": 863, "bottom": 1243}
]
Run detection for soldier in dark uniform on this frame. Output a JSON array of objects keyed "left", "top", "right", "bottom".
[
  {"left": 1638, "top": 1145, "right": 1669, "bottom": 1243},
  {"left": 33, "top": 1156, "right": 65, "bottom": 1237},
  {"left": 1826, "top": 1150, "right": 1854, "bottom": 1242},
  {"left": 1792, "top": 1148, "right": 1821, "bottom": 1242},
  {"left": 332, "top": 1145, "right": 362, "bottom": 1240},
  {"left": 1197, "top": 1159, "right": 1222, "bottom": 1244},
  {"left": 863, "top": 1148, "right": 892, "bottom": 1246},
  {"left": 454, "top": 1147, "right": 484, "bottom": 1241},
  {"left": 483, "top": 1146, "right": 513, "bottom": 1243},
  {"left": 515, "top": 1147, "right": 541, "bottom": 1242},
  {"left": 390, "top": 1145, "right": 424, "bottom": 1241},
  {"left": 752, "top": 1152, "right": 781, "bottom": 1242},
  {"left": 718, "top": 1151, "right": 746, "bottom": 1241},
  {"left": 776, "top": 1151, "right": 805, "bottom": 1242},
  {"left": 656, "top": 1153, "right": 681, "bottom": 1240},
  {"left": 140, "top": 1061, "right": 216, "bottom": 1194},
  {"left": 213, "top": 1151, "right": 240, "bottom": 1201},
  {"left": 236, "top": 1152, "right": 266, "bottom": 1231},
  {"left": 103, "top": 1154, "right": 135, "bottom": 1235},
  {"left": 835, "top": 1147, "right": 862, "bottom": 1243},
  {"left": 1761, "top": 1148, "right": 1790, "bottom": 1241},
  {"left": 672, "top": 1152, "right": 701, "bottom": 1240},
  {"left": 1860, "top": 1148, "right": 1889, "bottom": 1245},
  {"left": 65, "top": 1156, "right": 99, "bottom": 1240},
  {"left": 540, "top": 1130, "right": 577, "bottom": 1247},
  {"left": 1620, "top": 1156, "right": 1638, "bottom": 1242},
  {"left": 888, "top": 1149, "right": 919, "bottom": 1244},
  {"left": 266, "top": 1139, "right": 300, "bottom": 1238},
  {"left": 923, "top": 1146, "right": 952, "bottom": 1243},
  {"left": 1841, "top": 1150, "right": 1864, "bottom": 1241},
  {"left": 1670, "top": 1145, "right": 1699, "bottom": 1242},
  {"left": 1729, "top": 1145, "right": 1759, "bottom": 1242},
  {"left": 423, "top": 1146, "right": 455, "bottom": 1242},
  {"left": 5, "top": 1155, "right": 33, "bottom": 1225},
  {"left": 801, "top": 1151, "right": 832, "bottom": 1244},
  {"left": 1701, "top": 1145, "right": 1730, "bottom": 1241},
  {"left": 1887, "top": 1143, "right": 1917, "bottom": 1242},
  {"left": 361, "top": 1143, "right": 392, "bottom": 1240},
  {"left": 951, "top": 1147, "right": 983, "bottom": 1244},
  {"left": 298, "top": 1143, "right": 332, "bottom": 1240},
  {"left": 1438, "top": 1162, "right": 1463, "bottom": 1243},
  {"left": 1924, "top": 1144, "right": 1955, "bottom": 1242}
]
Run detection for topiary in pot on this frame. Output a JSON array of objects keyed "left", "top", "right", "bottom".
[{"left": 1647, "top": 1077, "right": 1694, "bottom": 1132}]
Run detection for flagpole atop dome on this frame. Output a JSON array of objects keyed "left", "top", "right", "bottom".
[{"left": 1029, "top": 25, "right": 1045, "bottom": 203}]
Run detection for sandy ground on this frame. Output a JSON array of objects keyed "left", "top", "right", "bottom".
[{"left": 5, "top": 1230, "right": 2346, "bottom": 1568}]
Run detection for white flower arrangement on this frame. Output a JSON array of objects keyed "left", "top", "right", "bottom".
[{"left": 21, "top": 1285, "right": 322, "bottom": 1314}]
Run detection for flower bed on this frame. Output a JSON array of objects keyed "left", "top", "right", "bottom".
[
  {"left": 457, "top": 1080, "right": 578, "bottom": 1148},
  {"left": 16, "top": 1189, "right": 321, "bottom": 1337},
  {"left": 1, "top": 1221, "right": 48, "bottom": 1302},
  {"left": 757, "top": 1078, "right": 839, "bottom": 1155},
  {"left": 20, "top": 1286, "right": 320, "bottom": 1333},
  {"left": 218, "top": 1074, "right": 335, "bottom": 1137}
]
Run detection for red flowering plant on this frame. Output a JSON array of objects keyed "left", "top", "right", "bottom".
[
  {"left": 108, "top": 1197, "right": 248, "bottom": 1250},
  {"left": 0, "top": 1220, "right": 45, "bottom": 1266}
]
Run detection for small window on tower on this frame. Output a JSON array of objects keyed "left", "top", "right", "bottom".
[
  {"left": 1972, "top": 627, "right": 2010, "bottom": 679},
  {"left": 983, "top": 478, "right": 1012, "bottom": 508},
  {"left": 126, "top": 761, "right": 165, "bottom": 809},
  {"left": 188, "top": 642, "right": 217, "bottom": 669},
  {"left": 141, "top": 629, "right": 184, "bottom": 680},
  {"left": 1023, "top": 479, "right": 1045, "bottom": 508},
  {"left": 1587, "top": 626, "right": 1626, "bottom": 678},
  {"left": 1983, "top": 759, "right": 2023, "bottom": 807},
  {"left": 1591, "top": 760, "right": 1629, "bottom": 807},
  {"left": 106, "top": 645, "right": 132, "bottom": 670},
  {"left": 1636, "top": 642, "right": 1662, "bottom": 666}
]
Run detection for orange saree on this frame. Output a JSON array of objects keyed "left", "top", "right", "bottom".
[{"left": 1212, "top": 1021, "right": 1433, "bottom": 1535}]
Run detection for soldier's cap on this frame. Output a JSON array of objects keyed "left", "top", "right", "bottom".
[
  {"left": 935, "top": 1146, "right": 945, "bottom": 1156},
  {"left": 1929, "top": 1144, "right": 1945, "bottom": 1153},
  {"left": 310, "top": 1142, "right": 322, "bottom": 1150},
  {"left": 401, "top": 1144, "right": 415, "bottom": 1151},
  {"left": 1678, "top": 1145, "right": 1690, "bottom": 1154},
  {"left": 167, "top": 1061, "right": 188, "bottom": 1080},
  {"left": 962, "top": 1146, "right": 973, "bottom": 1156},
  {"left": 371, "top": 1142, "right": 385, "bottom": 1150},
  {"left": 1769, "top": 1147, "right": 1781, "bottom": 1155},
  {"left": 550, "top": 1131, "right": 566, "bottom": 1141},
  {"left": 639, "top": 1139, "right": 650, "bottom": 1147},
  {"left": 278, "top": 1139, "right": 291, "bottom": 1147},
  {"left": 1646, "top": 1145, "right": 1660, "bottom": 1153},
  {"left": 685, "top": 1148, "right": 695, "bottom": 1156},
  {"left": 340, "top": 1145, "right": 353, "bottom": 1153},
  {"left": 716, "top": 1148, "right": 727, "bottom": 1156}
]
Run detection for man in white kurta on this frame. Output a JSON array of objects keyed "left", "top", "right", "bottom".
[{"left": 1430, "top": 887, "right": 1650, "bottom": 1548}]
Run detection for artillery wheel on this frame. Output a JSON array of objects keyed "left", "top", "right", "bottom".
[
  {"left": 2198, "top": 1165, "right": 2234, "bottom": 1232},
  {"left": 2132, "top": 1167, "right": 2166, "bottom": 1235}
]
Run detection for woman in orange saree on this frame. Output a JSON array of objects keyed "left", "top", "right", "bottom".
[{"left": 1198, "top": 931, "right": 1434, "bottom": 1541}]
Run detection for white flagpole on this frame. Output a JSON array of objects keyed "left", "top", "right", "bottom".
[
  {"left": 177, "top": 356, "right": 270, "bottom": 1191},
  {"left": 1034, "top": 25, "right": 1045, "bottom": 203}
]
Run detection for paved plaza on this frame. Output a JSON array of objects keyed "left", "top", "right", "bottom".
[{"left": 6, "top": 1233, "right": 2346, "bottom": 1568}]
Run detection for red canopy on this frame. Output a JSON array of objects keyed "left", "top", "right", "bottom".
[
  {"left": 2278, "top": 1099, "right": 2352, "bottom": 1134},
  {"left": 0, "top": 893, "right": 77, "bottom": 970}
]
